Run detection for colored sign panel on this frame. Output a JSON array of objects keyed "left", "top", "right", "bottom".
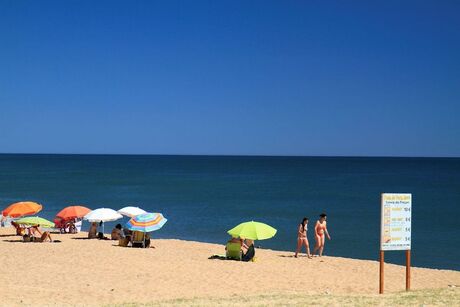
[{"left": 380, "top": 193, "right": 412, "bottom": 251}]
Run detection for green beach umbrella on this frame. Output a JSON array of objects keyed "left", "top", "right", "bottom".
[
  {"left": 227, "top": 221, "right": 277, "bottom": 240},
  {"left": 16, "top": 216, "right": 55, "bottom": 228}
]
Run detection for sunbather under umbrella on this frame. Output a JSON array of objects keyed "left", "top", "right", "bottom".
[
  {"left": 227, "top": 221, "right": 277, "bottom": 241},
  {"left": 16, "top": 216, "right": 55, "bottom": 228},
  {"left": 125, "top": 212, "right": 167, "bottom": 247},
  {"left": 83, "top": 208, "right": 123, "bottom": 234}
]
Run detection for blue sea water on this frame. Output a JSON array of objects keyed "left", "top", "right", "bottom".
[{"left": 0, "top": 154, "right": 459, "bottom": 270}]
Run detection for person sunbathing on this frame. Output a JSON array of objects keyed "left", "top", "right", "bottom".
[
  {"left": 11, "top": 221, "right": 26, "bottom": 236},
  {"left": 27, "top": 225, "right": 53, "bottom": 242}
]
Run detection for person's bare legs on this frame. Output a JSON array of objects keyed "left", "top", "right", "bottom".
[
  {"left": 305, "top": 239, "right": 312, "bottom": 258},
  {"left": 294, "top": 238, "right": 302, "bottom": 257},
  {"left": 295, "top": 238, "right": 312, "bottom": 258},
  {"left": 39, "top": 231, "right": 52, "bottom": 242},
  {"left": 319, "top": 235, "right": 325, "bottom": 256},
  {"left": 313, "top": 234, "right": 320, "bottom": 256}
]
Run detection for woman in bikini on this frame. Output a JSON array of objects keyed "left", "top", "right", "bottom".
[
  {"left": 313, "top": 213, "right": 331, "bottom": 257},
  {"left": 294, "top": 217, "right": 311, "bottom": 258},
  {"left": 28, "top": 225, "right": 53, "bottom": 242}
]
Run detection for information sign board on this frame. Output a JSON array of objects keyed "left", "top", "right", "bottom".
[{"left": 380, "top": 193, "right": 412, "bottom": 251}]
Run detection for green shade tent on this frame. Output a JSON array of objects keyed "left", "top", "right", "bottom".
[
  {"left": 227, "top": 221, "right": 277, "bottom": 240},
  {"left": 16, "top": 216, "right": 55, "bottom": 228}
]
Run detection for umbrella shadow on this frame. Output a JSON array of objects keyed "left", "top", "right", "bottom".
[
  {"left": 3, "top": 239, "right": 62, "bottom": 243},
  {"left": 72, "top": 237, "right": 112, "bottom": 241},
  {"left": 0, "top": 234, "right": 16, "bottom": 237},
  {"left": 113, "top": 245, "right": 156, "bottom": 249}
]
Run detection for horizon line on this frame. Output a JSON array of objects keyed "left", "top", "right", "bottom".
[{"left": 0, "top": 152, "right": 458, "bottom": 159}]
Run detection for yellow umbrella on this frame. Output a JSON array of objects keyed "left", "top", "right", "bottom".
[{"left": 227, "top": 221, "right": 277, "bottom": 240}]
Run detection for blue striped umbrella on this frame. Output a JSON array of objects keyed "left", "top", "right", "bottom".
[{"left": 125, "top": 212, "right": 167, "bottom": 233}]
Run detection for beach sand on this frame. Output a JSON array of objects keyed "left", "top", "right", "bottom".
[{"left": 0, "top": 227, "right": 459, "bottom": 306}]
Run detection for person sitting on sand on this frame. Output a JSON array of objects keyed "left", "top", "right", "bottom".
[
  {"left": 131, "top": 231, "right": 151, "bottom": 248},
  {"left": 313, "top": 213, "right": 331, "bottom": 257},
  {"left": 122, "top": 228, "right": 133, "bottom": 245},
  {"left": 144, "top": 232, "right": 151, "bottom": 248},
  {"left": 226, "top": 236, "right": 244, "bottom": 247},
  {"left": 88, "top": 222, "right": 98, "bottom": 239},
  {"left": 65, "top": 219, "right": 77, "bottom": 234},
  {"left": 123, "top": 227, "right": 132, "bottom": 237},
  {"left": 11, "top": 221, "right": 26, "bottom": 236},
  {"left": 242, "top": 239, "right": 255, "bottom": 262},
  {"left": 294, "top": 217, "right": 312, "bottom": 258},
  {"left": 27, "top": 225, "right": 53, "bottom": 242},
  {"left": 111, "top": 224, "right": 124, "bottom": 240}
]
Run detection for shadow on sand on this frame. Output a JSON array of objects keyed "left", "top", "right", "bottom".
[{"left": 3, "top": 239, "right": 62, "bottom": 243}]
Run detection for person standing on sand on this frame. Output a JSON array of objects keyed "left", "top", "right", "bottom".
[
  {"left": 294, "top": 217, "right": 312, "bottom": 258},
  {"left": 313, "top": 213, "right": 331, "bottom": 257}
]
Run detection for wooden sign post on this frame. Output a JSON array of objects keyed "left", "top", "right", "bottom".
[{"left": 380, "top": 193, "right": 412, "bottom": 294}]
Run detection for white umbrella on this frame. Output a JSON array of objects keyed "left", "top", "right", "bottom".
[
  {"left": 83, "top": 208, "right": 123, "bottom": 234},
  {"left": 117, "top": 206, "right": 147, "bottom": 217}
]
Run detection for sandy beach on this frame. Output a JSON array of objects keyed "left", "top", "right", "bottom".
[{"left": 0, "top": 227, "right": 459, "bottom": 306}]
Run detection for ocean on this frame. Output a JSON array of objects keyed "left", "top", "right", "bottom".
[{"left": 0, "top": 154, "right": 458, "bottom": 270}]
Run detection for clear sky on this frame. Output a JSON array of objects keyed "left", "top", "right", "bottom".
[{"left": 0, "top": 1, "right": 459, "bottom": 157}]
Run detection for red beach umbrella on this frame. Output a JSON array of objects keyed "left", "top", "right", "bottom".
[{"left": 56, "top": 205, "right": 91, "bottom": 221}]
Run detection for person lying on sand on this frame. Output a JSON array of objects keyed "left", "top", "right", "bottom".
[{"left": 26, "top": 225, "right": 53, "bottom": 242}]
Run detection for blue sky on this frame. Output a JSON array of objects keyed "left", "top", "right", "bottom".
[{"left": 0, "top": 1, "right": 459, "bottom": 157}]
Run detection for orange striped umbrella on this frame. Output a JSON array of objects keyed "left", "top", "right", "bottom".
[
  {"left": 2, "top": 201, "right": 42, "bottom": 218},
  {"left": 56, "top": 205, "right": 91, "bottom": 220}
]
